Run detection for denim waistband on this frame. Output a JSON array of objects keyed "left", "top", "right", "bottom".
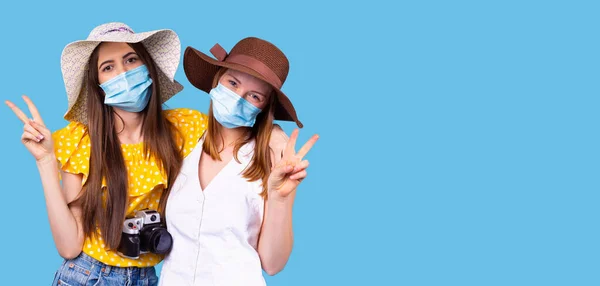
[{"left": 71, "top": 252, "right": 153, "bottom": 277}]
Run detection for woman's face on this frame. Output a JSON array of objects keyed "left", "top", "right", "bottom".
[
  {"left": 97, "top": 42, "right": 144, "bottom": 84},
  {"left": 219, "top": 69, "right": 273, "bottom": 110}
]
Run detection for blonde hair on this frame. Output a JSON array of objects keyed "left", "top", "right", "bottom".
[{"left": 202, "top": 68, "right": 276, "bottom": 197}]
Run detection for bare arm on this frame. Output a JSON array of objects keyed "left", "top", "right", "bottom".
[
  {"left": 258, "top": 129, "right": 318, "bottom": 275},
  {"left": 38, "top": 157, "right": 86, "bottom": 259},
  {"left": 257, "top": 190, "right": 296, "bottom": 275},
  {"left": 6, "top": 96, "right": 85, "bottom": 259}
]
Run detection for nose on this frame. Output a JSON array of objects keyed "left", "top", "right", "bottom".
[
  {"left": 232, "top": 86, "right": 247, "bottom": 97},
  {"left": 114, "top": 64, "right": 126, "bottom": 75}
]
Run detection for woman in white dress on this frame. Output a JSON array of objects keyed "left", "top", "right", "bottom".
[{"left": 159, "top": 37, "right": 318, "bottom": 285}]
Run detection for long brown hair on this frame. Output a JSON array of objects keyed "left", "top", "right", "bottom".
[
  {"left": 203, "top": 68, "right": 276, "bottom": 197},
  {"left": 74, "top": 42, "right": 183, "bottom": 250}
]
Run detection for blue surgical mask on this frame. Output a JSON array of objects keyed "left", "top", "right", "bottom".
[
  {"left": 100, "top": 65, "right": 153, "bottom": 112},
  {"left": 209, "top": 83, "right": 262, "bottom": 128}
]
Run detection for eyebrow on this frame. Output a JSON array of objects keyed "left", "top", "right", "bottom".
[
  {"left": 98, "top": 52, "right": 138, "bottom": 70},
  {"left": 228, "top": 74, "right": 242, "bottom": 85},
  {"left": 227, "top": 74, "right": 267, "bottom": 97}
]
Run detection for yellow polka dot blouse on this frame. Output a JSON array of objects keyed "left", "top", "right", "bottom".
[{"left": 52, "top": 108, "right": 207, "bottom": 267}]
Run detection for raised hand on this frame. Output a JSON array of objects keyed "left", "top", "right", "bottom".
[
  {"left": 267, "top": 129, "right": 319, "bottom": 199},
  {"left": 5, "top": 95, "right": 54, "bottom": 162}
]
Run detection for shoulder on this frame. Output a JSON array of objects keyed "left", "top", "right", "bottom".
[
  {"left": 163, "top": 108, "right": 208, "bottom": 157},
  {"left": 164, "top": 108, "right": 208, "bottom": 126},
  {"left": 269, "top": 124, "right": 289, "bottom": 167},
  {"left": 52, "top": 121, "right": 91, "bottom": 184}
]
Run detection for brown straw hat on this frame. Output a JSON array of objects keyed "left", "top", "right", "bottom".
[{"left": 183, "top": 37, "right": 302, "bottom": 128}]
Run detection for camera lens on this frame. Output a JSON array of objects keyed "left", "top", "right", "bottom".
[
  {"left": 149, "top": 228, "right": 173, "bottom": 254},
  {"left": 151, "top": 215, "right": 157, "bottom": 222}
]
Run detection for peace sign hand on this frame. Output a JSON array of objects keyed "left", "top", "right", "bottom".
[
  {"left": 5, "top": 96, "right": 54, "bottom": 162},
  {"left": 267, "top": 129, "right": 319, "bottom": 200}
]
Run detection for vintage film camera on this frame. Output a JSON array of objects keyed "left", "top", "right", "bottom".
[{"left": 117, "top": 209, "right": 173, "bottom": 259}]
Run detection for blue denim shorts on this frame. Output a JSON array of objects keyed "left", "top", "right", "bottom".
[{"left": 51, "top": 252, "right": 158, "bottom": 286}]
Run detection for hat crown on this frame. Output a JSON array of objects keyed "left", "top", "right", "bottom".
[
  {"left": 229, "top": 37, "right": 289, "bottom": 85},
  {"left": 88, "top": 22, "right": 135, "bottom": 41}
]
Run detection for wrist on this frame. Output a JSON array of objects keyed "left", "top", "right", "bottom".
[
  {"left": 268, "top": 188, "right": 296, "bottom": 204},
  {"left": 36, "top": 154, "right": 57, "bottom": 168}
]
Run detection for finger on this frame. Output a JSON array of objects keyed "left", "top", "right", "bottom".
[
  {"left": 22, "top": 95, "right": 45, "bottom": 125},
  {"left": 24, "top": 123, "right": 44, "bottom": 140},
  {"left": 289, "top": 170, "right": 307, "bottom": 181},
  {"left": 292, "top": 160, "right": 309, "bottom": 173},
  {"left": 283, "top": 128, "right": 299, "bottom": 157},
  {"left": 297, "top": 134, "right": 319, "bottom": 159},
  {"left": 271, "top": 163, "right": 294, "bottom": 178},
  {"left": 22, "top": 131, "right": 41, "bottom": 143},
  {"left": 29, "top": 120, "right": 51, "bottom": 138},
  {"left": 5, "top": 100, "right": 29, "bottom": 123},
  {"left": 282, "top": 164, "right": 294, "bottom": 174}
]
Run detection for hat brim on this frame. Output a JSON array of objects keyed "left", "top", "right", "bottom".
[
  {"left": 183, "top": 46, "right": 302, "bottom": 128},
  {"left": 61, "top": 29, "right": 183, "bottom": 124}
]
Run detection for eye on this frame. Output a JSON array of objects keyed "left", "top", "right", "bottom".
[
  {"left": 101, "top": 65, "right": 113, "bottom": 72},
  {"left": 228, "top": 80, "right": 237, "bottom": 87},
  {"left": 249, "top": 93, "right": 263, "bottom": 102},
  {"left": 125, "top": 57, "right": 138, "bottom": 64}
]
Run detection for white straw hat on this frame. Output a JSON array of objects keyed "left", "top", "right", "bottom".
[{"left": 60, "top": 22, "right": 183, "bottom": 124}]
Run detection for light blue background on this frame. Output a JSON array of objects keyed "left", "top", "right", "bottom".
[{"left": 0, "top": 0, "right": 598, "bottom": 285}]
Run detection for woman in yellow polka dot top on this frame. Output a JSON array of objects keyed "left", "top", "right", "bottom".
[{"left": 6, "top": 23, "right": 208, "bottom": 285}]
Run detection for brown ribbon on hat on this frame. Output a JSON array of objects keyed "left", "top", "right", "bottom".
[{"left": 210, "top": 43, "right": 283, "bottom": 89}]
